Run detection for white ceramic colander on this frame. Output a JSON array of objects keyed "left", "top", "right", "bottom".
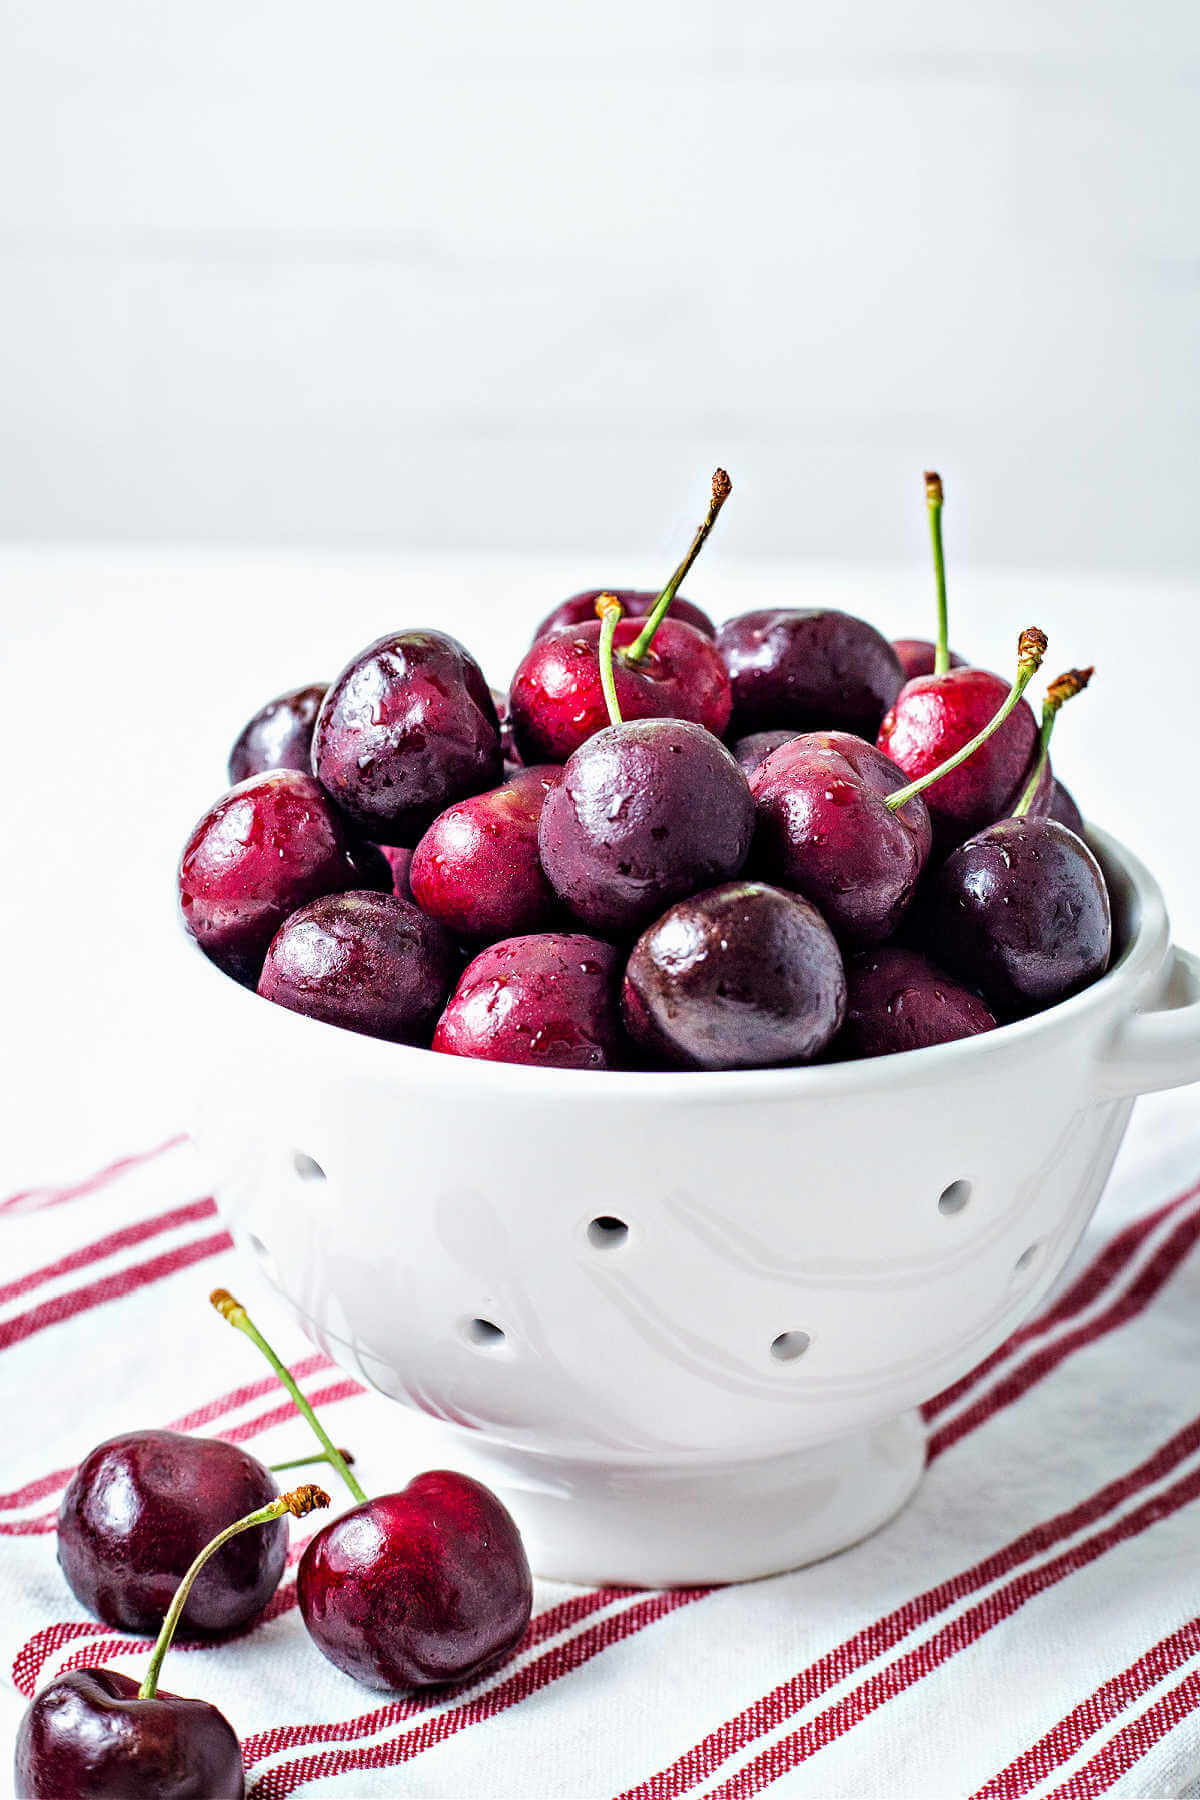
[{"left": 180, "top": 827, "right": 1200, "bottom": 1585}]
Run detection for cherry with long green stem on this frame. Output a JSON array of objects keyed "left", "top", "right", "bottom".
[
  {"left": 883, "top": 627, "right": 1048, "bottom": 813},
  {"left": 1012, "top": 666, "right": 1093, "bottom": 818},
  {"left": 624, "top": 469, "right": 732, "bottom": 663},
  {"left": 209, "top": 1289, "right": 534, "bottom": 1694},
  {"left": 15, "top": 1485, "right": 328, "bottom": 1800},
  {"left": 507, "top": 473, "right": 734, "bottom": 762},
  {"left": 877, "top": 619, "right": 1048, "bottom": 847},
  {"left": 539, "top": 592, "right": 756, "bottom": 933}
]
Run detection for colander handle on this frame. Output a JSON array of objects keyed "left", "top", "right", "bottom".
[{"left": 1096, "top": 945, "right": 1200, "bottom": 1097}]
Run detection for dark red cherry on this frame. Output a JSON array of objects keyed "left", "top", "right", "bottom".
[
  {"left": 228, "top": 682, "right": 327, "bottom": 785},
  {"left": 508, "top": 616, "right": 732, "bottom": 764},
  {"left": 876, "top": 666, "right": 1039, "bottom": 849},
  {"left": 57, "top": 1431, "right": 286, "bottom": 1635},
  {"left": 891, "top": 640, "right": 966, "bottom": 681},
  {"left": 434, "top": 933, "right": 625, "bottom": 1069},
  {"left": 14, "top": 1669, "right": 244, "bottom": 1800},
  {"left": 730, "top": 729, "right": 800, "bottom": 779},
  {"left": 410, "top": 767, "right": 562, "bottom": 941},
  {"left": 178, "top": 771, "right": 362, "bottom": 985},
  {"left": 258, "top": 891, "right": 457, "bottom": 1043},
  {"left": 533, "top": 588, "right": 715, "bottom": 643},
  {"left": 296, "top": 1473, "right": 532, "bottom": 1692},
  {"left": 539, "top": 718, "right": 754, "bottom": 935},
  {"left": 836, "top": 945, "right": 996, "bottom": 1059},
  {"left": 928, "top": 816, "right": 1112, "bottom": 1015},
  {"left": 717, "top": 609, "right": 904, "bottom": 738},
  {"left": 312, "top": 630, "right": 502, "bottom": 845},
  {"left": 749, "top": 731, "right": 932, "bottom": 946},
  {"left": 622, "top": 881, "right": 846, "bottom": 1069}
]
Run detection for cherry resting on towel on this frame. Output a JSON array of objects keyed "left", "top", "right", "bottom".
[
  {"left": 16, "top": 1485, "right": 329, "bottom": 1800},
  {"left": 211, "top": 1290, "right": 533, "bottom": 1692}
]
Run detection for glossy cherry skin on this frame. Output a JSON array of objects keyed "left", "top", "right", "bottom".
[
  {"left": 891, "top": 640, "right": 966, "bottom": 681},
  {"left": 717, "top": 609, "right": 904, "bottom": 738},
  {"left": 622, "top": 881, "right": 846, "bottom": 1070},
  {"left": 178, "top": 770, "right": 362, "bottom": 984},
  {"left": 410, "top": 767, "right": 562, "bottom": 941},
  {"left": 730, "top": 729, "right": 799, "bottom": 779},
  {"left": 490, "top": 687, "right": 522, "bottom": 769},
  {"left": 539, "top": 719, "right": 755, "bottom": 935},
  {"left": 296, "top": 1472, "right": 533, "bottom": 1692},
  {"left": 14, "top": 1669, "right": 244, "bottom": 1800},
  {"left": 434, "top": 933, "right": 626, "bottom": 1069},
  {"left": 749, "top": 732, "right": 932, "bottom": 946},
  {"left": 57, "top": 1431, "right": 286, "bottom": 1635},
  {"left": 532, "top": 588, "right": 715, "bottom": 643},
  {"left": 312, "top": 630, "right": 502, "bottom": 845},
  {"left": 258, "top": 890, "right": 457, "bottom": 1043},
  {"left": 508, "top": 616, "right": 732, "bottom": 764},
  {"left": 228, "top": 682, "right": 327, "bottom": 785},
  {"left": 836, "top": 945, "right": 996, "bottom": 1059},
  {"left": 928, "top": 817, "right": 1112, "bottom": 1016},
  {"left": 876, "top": 667, "right": 1039, "bottom": 850}
]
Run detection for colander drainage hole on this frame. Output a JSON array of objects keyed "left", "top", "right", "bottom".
[
  {"left": 938, "top": 1180, "right": 972, "bottom": 1216},
  {"left": 587, "top": 1216, "right": 629, "bottom": 1248},
  {"left": 293, "top": 1152, "right": 326, "bottom": 1182},
  {"left": 770, "top": 1330, "right": 811, "bottom": 1363},
  {"left": 1012, "top": 1241, "right": 1044, "bottom": 1282},
  {"left": 464, "top": 1318, "right": 506, "bottom": 1349}
]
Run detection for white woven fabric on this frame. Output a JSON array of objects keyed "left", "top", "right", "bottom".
[{"left": 2, "top": 1086, "right": 1199, "bottom": 1800}]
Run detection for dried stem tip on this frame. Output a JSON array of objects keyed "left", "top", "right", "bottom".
[
  {"left": 594, "top": 592, "right": 624, "bottom": 622},
  {"left": 282, "top": 1483, "right": 331, "bottom": 1518},
  {"left": 210, "top": 1288, "right": 246, "bottom": 1325},
  {"left": 1017, "top": 627, "right": 1049, "bottom": 676},
  {"left": 711, "top": 468, "right": 732, "bottom": 507},
  {"left": 1046, "top": 666, "right": 1094, "bottom": 712},
  {"left": 924, "top": 470, "right": 944, "bottom": 505}
]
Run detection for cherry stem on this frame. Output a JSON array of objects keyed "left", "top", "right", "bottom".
[
  {"left": 624, "top": 469, "right": 732, "bottom": 663},
  {"left": 885, "top": 626, "right": 1049, "bottom": 812},
  {"left": 138, "top": 1484, "right": 329, "bottom": 1700},
  {"left": 925, "top": 471, "right": 951, "bottom": 676},
  {"left": 210, "top": 1289, "right": 368, "bottom": 1506},
  {"left": 1012, "top": 665, "right": 1094, "bottom": 818},
  {"left": 595, "top": 593, "right": 624, "bottom": 726},
  {"left": 269, "top": 1447, "right": 355, "bottom": 1474}
]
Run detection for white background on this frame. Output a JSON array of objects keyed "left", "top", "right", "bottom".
[
  {"left": 0, "top": 2, "right": 1197, "bottom": 568},
  {"left": 1, "top": 4, "right": 1198, "bottom": 1190}
]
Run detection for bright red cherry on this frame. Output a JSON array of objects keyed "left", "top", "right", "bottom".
[
  {"left": 434, "top": 933, "right": 626, "bottom": 1069},
  {"left": 410, "top": 766, "right": 562, "bottom": 941},
  {"left": 178, "top": 770, "right": 364, "bottom": 984},
  {"left": 508, "top": 470, "right": 734, "bottom": 763},
  {"left": 211, "top": 1294, "right": 533, "bottom": 1696},
  {"left": 892, "top": 640, "right": 965, "bottom": 681}
]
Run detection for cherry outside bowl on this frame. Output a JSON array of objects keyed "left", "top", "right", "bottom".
[{"left": 175, "top": 827, "right": 1200, "bottom": 1586}]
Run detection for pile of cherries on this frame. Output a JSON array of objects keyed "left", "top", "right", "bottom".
[
  {"left": 178, "top": 470, "right": 1112, "bottom": 1071},
  {"left": 16, "top": 1291, "right": 533, "bottom": 1797}
]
